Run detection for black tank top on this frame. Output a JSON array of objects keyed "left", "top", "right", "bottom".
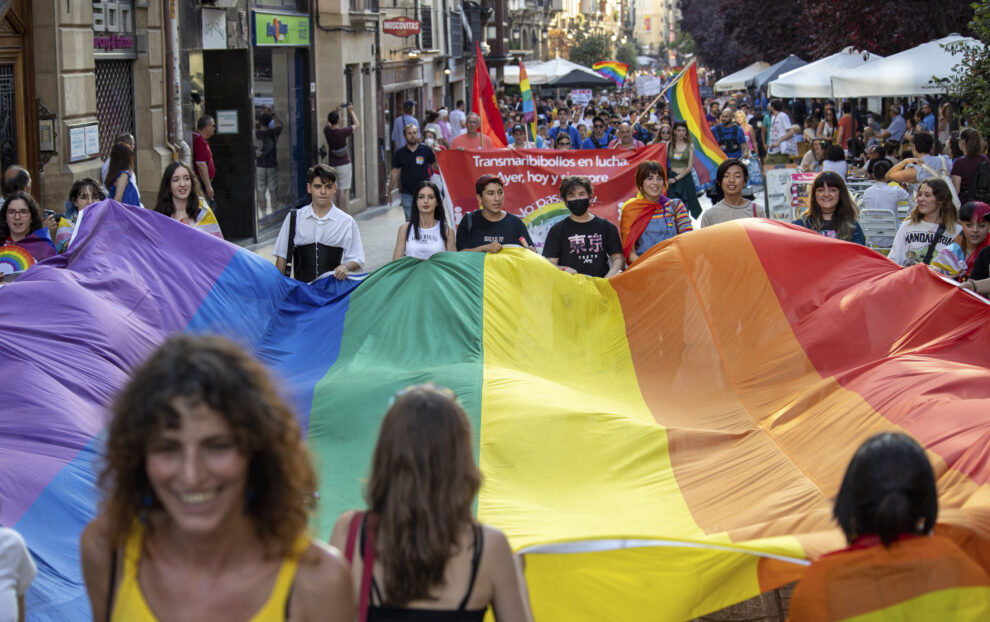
[{"left": 360, "top": 520, "right": 487, "bottom": 622}]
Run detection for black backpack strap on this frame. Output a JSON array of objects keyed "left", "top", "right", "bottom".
[
  {"left": 923, "top": 224, "right": 946, "bottom": 265},
  {"left": 284, "top": 208, "right": 297, "bottom": 277}
]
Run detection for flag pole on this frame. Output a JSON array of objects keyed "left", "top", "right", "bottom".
[{"left": 642, "top": 58, "right": 697, "bottom": 115}]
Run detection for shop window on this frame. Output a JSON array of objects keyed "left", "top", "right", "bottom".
[
  {"left": 421, "top": 8, "right": 433, "bottom": 49},
  {"left": 95, "top": 59, "right": 136, "bottom": 161}
]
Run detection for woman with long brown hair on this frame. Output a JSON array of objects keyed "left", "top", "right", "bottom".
[
  {"left": 80, "top": 335, "right": 352, "bottom": 621},
  {"left": 792, "top": 171, "right": 865, "bottom": 244},
  {"left": 154, "top": 161, "right": 223, "bottom": 238},
  {"left": 104, "top": 143, "right": 142, "bottom": 207},
  {"left": 330, "top": 385, "right": 532, "bottom": 622}
]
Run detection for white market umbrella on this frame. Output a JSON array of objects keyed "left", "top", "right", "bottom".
[
  {"left": 831, "top": 34, "right": 983, "bottom": 97},
  {"left": 714, "top": 61, "right": 770, "bottom": 92},
  {"left": 768, "top": 47, "right": 883, "bottom": 98},
  {"left": 503, "top": 62, "right": 550, "bottom": 85}
]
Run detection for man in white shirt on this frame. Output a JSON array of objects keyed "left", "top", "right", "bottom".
[
  {"left": 766, "top": 99, "right": 798, "bottom": 166},
  {"left": 274, "top": 164, "right": 365, "bottom": 282},
  {"left": 449, "top": 100, "right": 467, "bottom": 136},
  {"left": 885, "top": 132, "right": 950, "bottom": 184}
]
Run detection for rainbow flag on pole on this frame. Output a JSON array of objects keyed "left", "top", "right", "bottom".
[
  {"left": 593, "top": 60, "right": 629, "bottom": 87},
  {"left": 519, "top": 61, "right": 537, "bottom": 143},
  {"left": 668, "top": 62, "right": 726, "bottom": 189},
  {"left": 7, "top": 202, "right": 990, "bottom": 620}
]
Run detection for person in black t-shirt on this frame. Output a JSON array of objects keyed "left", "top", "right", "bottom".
[
  {"left": 542, "top": 176, "right": 624, "bottom": 277},
  {"left": 455, "top": 175, "right": 534, "bottom": 252},
  {"left": 388, "top": 125, "right": 436, "bottom": 221}
]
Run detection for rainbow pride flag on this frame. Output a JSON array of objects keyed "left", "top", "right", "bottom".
[
  {"left": 5, "top": 201, "right": 990, "bottom": 620},
  {"left": 593, "top": 60, "right": 629, "bottom": 87},
  {"left": 669, "top": 63, "right": 726, "bottom": 189},
  {"left": 519, "top": 61, "right": 537, "bottom": 143}
]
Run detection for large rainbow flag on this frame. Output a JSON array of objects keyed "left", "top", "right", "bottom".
[
  {"left": 5, "top": 201, "right": 990, "bottom": 620},
  {"left": 668, "top": 62, "right": 727, "bottom": 190},
  {"left": 592, "top": 60, "right": 629, "bottom": 87}
]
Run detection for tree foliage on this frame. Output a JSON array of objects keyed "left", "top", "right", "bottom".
[
  {"left": 616, "top": 41, "right": 640, "bottom": 71},
  {"left": 569, "top": 34, "right": 614, "bottom": 68},
  {"left": 680, "top": 0, "right": 975, "bottom": 73},
  {"left": 940, "top": 2, "right": 990, "bottom": 135}
]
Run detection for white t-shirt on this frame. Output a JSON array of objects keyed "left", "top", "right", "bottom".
[
  {"left": 0, "top": 527, "right": 36, "bottom": 622},
  {"left": 861, "top": 182, "right": 909, "bottom": 215},
  {"left": 404, "top": 222, "right": 448, "bottom": 260},
  {"left": 822, "top": 160, "right": 848, "bottom": 179},
  {"left": 888, "top": 219, "right": 961, "bottom": 267},
  {"left": 273, "top": 204, "right": 365, "bottom": 270},
  {"left": 911, "top": 154, "right": 952, "bottom": 182},
  {"left": 769, "top": 111, "right": 798, "bottom": 155},
  {"left": 449, "top": 109, "right": 467, "bottom": 136}
]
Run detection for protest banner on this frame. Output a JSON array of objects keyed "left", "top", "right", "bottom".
[
  {"left": 570, "top": 89, "right": 593, "bottom": 106},
  {"left": 636, "top": 74, "right": 662, "bottom": 96},
  {"left": 435, "top": 144, "right": 667, "bottom": 251}
]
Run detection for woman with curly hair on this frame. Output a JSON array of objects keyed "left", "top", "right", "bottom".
[
  {"left": 80, "top": 335, "right": 352, "bottom": 622},
  {"left": 889, "top": 178, "right": 961, "bottom": 267},
  {"left": 330, "top": 385, "right": 533, "bottom": 621},
  {"left": 792, "top": 171, "right": 865, "bottom": 245},
  {"left": 154, "top": 161, "right": 223, "bottom": 238}
]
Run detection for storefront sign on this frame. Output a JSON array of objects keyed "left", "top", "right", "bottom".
[
  {"left": 216, "top": 110, "right": 239, "bottom": 135},
  {"left": 253, "top": 12, "right": 311, "bottom": 46},
  {"left": 435, "top": 144, "right": 667, "bottom": 252},
  {"left": 383, "top": 17, "right": 421, "bottom": 37},
  {"left": 93, "top": 0, "right": 137, "bottom": 59}
]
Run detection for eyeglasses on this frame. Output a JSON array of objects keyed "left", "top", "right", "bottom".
[
  {"left": 557, "top": 142, "right": 571, "bottom": 146},
  {"left": 6, "top": 209, "right": 29, "bottom": 216},
  {"left": 593, "top": 124, "right": 604, "bottom": 129}
]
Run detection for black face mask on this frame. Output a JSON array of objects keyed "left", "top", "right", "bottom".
[{"left": 566, "top": 198, "right": 590, "bottom": 216}]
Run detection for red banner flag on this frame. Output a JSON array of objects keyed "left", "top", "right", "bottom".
[
  {"left": 435, "top": 144, "right": 667, "bottom": 252},
  {"left": 472, "top": 42, "right": 507, "bottom": 148}
]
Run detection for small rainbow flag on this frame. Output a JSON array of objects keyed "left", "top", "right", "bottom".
[
  {"left": 0, "top": 243, "right": 35, "bottom": 275},
  {"left": 519, "top": 62, "right": 537, "bottom": 143},
  {"left": 593, "top": 61, "right": 629, "bottom": 87},
  {"left": 668, "top": 62, "right": 727, "bottom": 189}
]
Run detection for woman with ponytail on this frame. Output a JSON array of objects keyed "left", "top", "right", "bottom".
[
  {"left": 329, "top": 385, "right": 533, "bottom": 622},
  {"left": 788, "top": 433, "right": 990, "bottom": 620}
]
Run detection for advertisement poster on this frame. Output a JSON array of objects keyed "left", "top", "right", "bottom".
[
  {"left": 435, "top": 144, "right": 667, "bottom": 252},
  {"left": 789, "top": 171, "right": 818, "bottom": 217}
]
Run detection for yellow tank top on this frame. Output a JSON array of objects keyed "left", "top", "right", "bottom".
[{"left": 110, "top": 523, "right": 310, "bottom": 622}]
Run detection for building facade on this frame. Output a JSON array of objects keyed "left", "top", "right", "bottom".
[{"left": 28, "top": 1, "right": 170, "bottom": 213}]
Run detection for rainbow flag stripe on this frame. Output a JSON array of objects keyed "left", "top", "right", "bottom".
[
  {"left": 0, "top": 243, "right": 36, "bottom": 274},
  {"left": 5, "top": 202, "right": 990, "bottom": 620},
  {"left": 519, "top": 62, "right": 537, "bottom": 142},
  {"left": 669, "top": 63, "right": 727, "bottom": 188},
  {"left": 593, "top": 61, "right": 629, "bottom": 87}
]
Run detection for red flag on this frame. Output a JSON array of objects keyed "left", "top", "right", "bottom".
[{"left": 472, "top": 42, "right": 507, "bottom": 148}]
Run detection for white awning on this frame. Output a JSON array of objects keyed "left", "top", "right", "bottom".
[
  {"left": 830, "top": 35, "right": 983, "bottom": 97},
  {"left": 768, "top": 47, "right": 882, "bottom": 98},
  {"left": 713, "top": 61, "right": 770, "bottom": 92}
]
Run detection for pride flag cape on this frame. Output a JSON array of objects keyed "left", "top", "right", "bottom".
[
  {"left": 593, "top": 60, "right": 629, "bottom": 87},
  {"left": 5, "top": 201, "right": 990, "bottom": 620},
  {"left": 519, "top": 61, "right": 537, "bottom": 143},
  {"left": 668, "top": 62, "right": 727, "bottom": 189},
  {"left": 472, "top": 42, "right": 507, "bottom": 148}
]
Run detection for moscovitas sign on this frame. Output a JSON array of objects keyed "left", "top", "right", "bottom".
[{"left": 383, "top": 17, "right": 421, "bottom": 37}]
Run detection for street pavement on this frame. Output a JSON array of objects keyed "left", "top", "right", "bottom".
[{"left": 244, "top": 202, "right": 406, "bottom": 274}]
